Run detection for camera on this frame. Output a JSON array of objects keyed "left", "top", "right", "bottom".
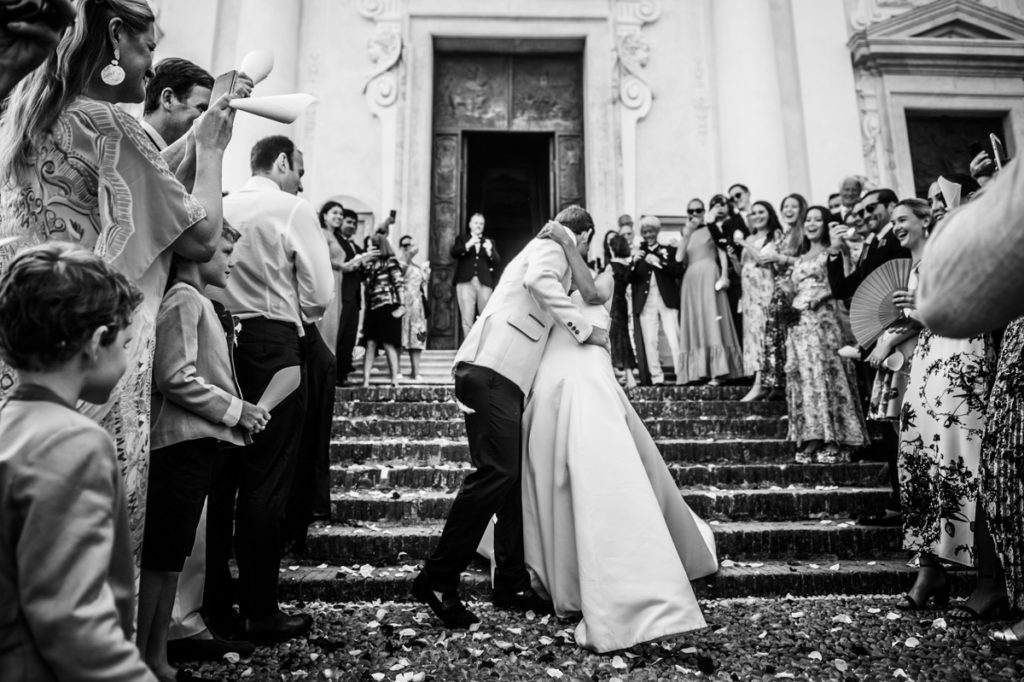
[{"left": 0, "top": 0, "right": 62, "bottom": 25}]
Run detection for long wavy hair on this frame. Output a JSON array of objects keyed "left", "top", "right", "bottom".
[
  {"left": 0, "top": 0, "right": 154, "bottom": 184},
  {"left": 750, "top": 200, "right": 783, "bottom": 244},
  {"left": 779, "top": 192, "right": 808, "bottom": 256}
]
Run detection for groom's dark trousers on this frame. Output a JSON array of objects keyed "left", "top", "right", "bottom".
[{"left": 422, "top": 362, "right": 532, "bottom": 595}]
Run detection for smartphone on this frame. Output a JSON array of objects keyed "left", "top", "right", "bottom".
[
  {"left": 389, "top": 209, "right": 397, "bottom": 220},
  {"left": 990, "top": 133, "right": 1006, "bottom": 172},
  {"left": 210, "top": 70, "right": 239, "bottom": 106}
]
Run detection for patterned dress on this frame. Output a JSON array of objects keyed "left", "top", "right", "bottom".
[
  {"left": 0, "top": 97, "right": 205, "bottom": 559},
  {"left": 899, "top": 329, "right": 994, "bottom": 566},
  {"left": 981, "top": 318, "right": 1024, "bottom": 609},
  {"left": 738, "top": 232, "right": 775, "bottom": 375},
  {"left": 401, "top": 261, "right": 429, "bottom": 351},
  {"left": 759, "top": 230, "right": 799, "bottom": 390},
  {"left": 783, "top": 251, "right": 869, "bottom": 450}
]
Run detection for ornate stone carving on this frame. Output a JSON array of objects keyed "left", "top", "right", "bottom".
[
  {"left": 853, "top": 69, "right": 885, "bottom": 188},
  {"left": 363, "top": 30, "right": 402, "bottom": 108},
  {"left": 613, "top": 0, "right": 660, "bottom": 219}
]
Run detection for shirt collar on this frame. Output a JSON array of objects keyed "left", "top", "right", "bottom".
[
  {"left": 138, "top": 119, "right": 168, "bottom": 151},
  {"left": 240, "top": 175, "right": 284, "bottom": 193}
]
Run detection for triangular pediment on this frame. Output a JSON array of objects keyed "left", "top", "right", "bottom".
[{"left": 866, "top": 0, "right": 1024, "bottom": 41}]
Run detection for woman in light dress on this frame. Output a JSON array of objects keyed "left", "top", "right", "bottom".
[
  {"left": 398, "top": 234, "right": 430, "bottom": 380},
  {"left": 783, "top": 206, "right": 869, "bottom": 463},
  {"left": 736, "top": 200, "right": 783, "bottom": 401},
  {"left": 893, "top": 199, "right": 995, "bottom": 613},
  {"left": 316, "top": 200, "right": 346, "bottom": 352},
  {"left": 519, "top": 225, "right": 719, "bottom": 653},
  {"left": 674, "top": 194, "right": 743, "bottom": 385}
]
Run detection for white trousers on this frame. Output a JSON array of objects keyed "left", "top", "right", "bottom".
[
  {"left": 456, "top": 277, "right": 493, "bottom": 340},
  {"left": 639, "top": 283, "right": 681, "bottom": 383}
]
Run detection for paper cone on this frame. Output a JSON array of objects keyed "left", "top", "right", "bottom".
[
  {"left": 257, "top": 365, "right": 301, "bottom": 412},
  {"left": 239, "top": 49, "right": 274, "bottom": 85},
  {"left": 229, "top": 93, "right": 316, "bottom": 124},
  {"left": 937, "top": 176, "right": 962, "bottom": 209}
]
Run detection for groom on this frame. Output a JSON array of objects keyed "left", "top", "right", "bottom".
[{"left": 412, "top": 205, "right": 609, "bottom": 627}]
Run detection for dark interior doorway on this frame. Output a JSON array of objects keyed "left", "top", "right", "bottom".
[
  {"left": 464, "top": 132, "right": 552, "bottom": 272},
  {"left": 905, "top": 112, "right": 1010, "bottom": 197}
]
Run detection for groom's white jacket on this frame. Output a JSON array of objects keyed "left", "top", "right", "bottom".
[{"left": 453, "top": 234, "right": 594, "bottom": 396}]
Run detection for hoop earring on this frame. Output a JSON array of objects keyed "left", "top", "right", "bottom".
[{"left": 100, "top": 47, "right": 126, "bottom": 86}]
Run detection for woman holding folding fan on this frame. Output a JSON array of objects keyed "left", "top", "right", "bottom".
[{"left": 892, "top": 198, "right": 996, "bottom": 614}]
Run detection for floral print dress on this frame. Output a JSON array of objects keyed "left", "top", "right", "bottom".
[
  {"left": 981, "top": 318, "right": 1024, "bottom": 608},
  {"left": 783, "top": 251, "right": 869, "bottom": 455},
  {"left": 898, "top": 327, "right": 994, "bottom": 566},
  {"left": 759, "top": 230, "right": 798, "bottom": 390},
  {"left": 738, "top": 232, "right": 775, "bottom": 375}
]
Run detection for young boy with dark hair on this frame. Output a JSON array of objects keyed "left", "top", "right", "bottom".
[
  {"left": 0, "top": 242, "right": 156, "bottom": 681},
  {"left": 137, "top": 226, "right": 269, "bottom": 682}
]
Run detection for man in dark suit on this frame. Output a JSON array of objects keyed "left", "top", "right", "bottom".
[
  {"left": 827, "top": 188, "right": 910, "bottom": 528},
  {"left": 630, "top": 215, "right": 683, "bottom": 385},
  {"left": 827, "top": 188, "right": 909, "bottom": 301},
  {"left": 451, "top": 212, "right": 501, "bottom": 341},
  {"left": 336, "top": 208, "right": 376, "bottom": 385}
]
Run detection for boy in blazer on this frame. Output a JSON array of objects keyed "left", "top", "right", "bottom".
[
  {"left": 0, "top": 243, "right": 155, "bottom": 681},
  {"left": 138, "top": 227, "right": 269, "bottom": 681},
  {"left": 413, "top": 206, "right": 609, "bottom": 627}
]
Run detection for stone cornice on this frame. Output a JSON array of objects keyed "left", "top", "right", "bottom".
[{"left": 848, "top": 0, "right": 1024, "bottom": 76}]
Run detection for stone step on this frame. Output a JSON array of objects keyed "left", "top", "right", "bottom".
[
  {"left": 332, "top": 416, "right": 788, "bottom": 440},
  {"left": 276, "top": 560, "right": 958, "bottom": 602},
  {"left": 329, "top": 487, "right": 890, "bottom": 523},
  {"left": 337, "top": 384, "right": 780, "bottom": 404},
  {"left": 332, "top": 461, "right": 887, "bottom": 490},
  {"left": 332, "top": 438, "right": 796, "bottom": 465},
  {"left": 303, "top": 520, "right": 901, "bottom": 564},
  {"left": 334, "top": 399, "right": 786, "bottom": 420}
]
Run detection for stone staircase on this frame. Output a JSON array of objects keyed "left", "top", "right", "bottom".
[{"left": 280, "top": 350, "right": 927, "bottom": 604}]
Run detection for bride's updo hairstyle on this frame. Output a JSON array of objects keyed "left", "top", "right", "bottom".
[{"left": 554, "top": 205, "right": 595, "bottom": 241}]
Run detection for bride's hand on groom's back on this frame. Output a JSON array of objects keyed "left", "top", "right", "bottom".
[
  {"left": 537, "top": 221, "right": 573, "bottom": 248},
  {"left": 584, "top": 326, "right": 610, "bottom": 352}
]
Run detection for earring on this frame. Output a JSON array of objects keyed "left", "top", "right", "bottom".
[{"left": 100, "top": 47, "right": 126, "bottom": 86}]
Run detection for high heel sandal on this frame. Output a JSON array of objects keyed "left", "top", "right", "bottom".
[
  {"left": 989, "top": 626, "right": 1024, "bottom": 655},
  {"left": 949, "top": 596, "right": 1010, "bottom": 621},
  {"left": 895, "top": 584, "right": 950, "bottom": 611}
]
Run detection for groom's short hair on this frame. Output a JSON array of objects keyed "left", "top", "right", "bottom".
[{"left": 554, "top": 205, "right": 594, "bottom": 235}]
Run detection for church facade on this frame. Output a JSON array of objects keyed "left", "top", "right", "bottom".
[{"left": 152, "top": 0, "right": 1024, "bottom": 348}]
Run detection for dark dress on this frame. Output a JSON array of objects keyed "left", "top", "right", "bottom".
[
  {"left": 609, "top": 261, "right": 636, "bottom": 371},
  {"left": 982, "top": 318, "right": 1024, "bottom": 609},
  {"left": 360, "top": 256, "right": 404, "bottom": 347}
]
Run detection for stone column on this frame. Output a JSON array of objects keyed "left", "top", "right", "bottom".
[{"left": 220, "top": 0, "right": 302, "bottom": 191}]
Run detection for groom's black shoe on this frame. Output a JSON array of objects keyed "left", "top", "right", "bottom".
[
  {"left": 411, "top": 573, "right": 478, "bottom": 628},
  {"left": 493, "top": 587, "right": 554, "bottom": 615}
]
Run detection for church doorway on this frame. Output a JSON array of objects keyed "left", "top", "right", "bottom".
[
  {"left": 463, "top": 131, "right": 553, "bottom": 279},
  {"left": 428, "top": 51, "right": 585, "bottom": 349},
  {"left": 905, "top": 112, "right": 1009, "bottom": 197}
]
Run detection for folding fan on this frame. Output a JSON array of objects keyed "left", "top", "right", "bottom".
[{"left": 849, "top": 258, "right": 913, "bottom": 348}]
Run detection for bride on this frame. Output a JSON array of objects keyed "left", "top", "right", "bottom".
[{"left": 519, "top": 222, "right": 719, "bottom": 653}]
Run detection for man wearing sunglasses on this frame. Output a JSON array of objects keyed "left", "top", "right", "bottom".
[{"left": 826, "top": 188, "right": 908, "bottom": 302}]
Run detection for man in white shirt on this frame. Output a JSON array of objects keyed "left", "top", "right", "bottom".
[{"left": 206, "top": 135, "right": 333, "bottom": 644}]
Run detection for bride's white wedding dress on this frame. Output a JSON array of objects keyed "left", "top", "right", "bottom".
[{"left": 521, "top": 292, "right": 719, "bottom": 653}]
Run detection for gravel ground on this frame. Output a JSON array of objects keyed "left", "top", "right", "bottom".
[{"left": 188, "top": 595, "right": 1024, "bottom": 681}]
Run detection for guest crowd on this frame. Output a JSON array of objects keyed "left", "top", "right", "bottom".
[{"left": 2, "top": 1, "right": 1024, "bottom": 680}]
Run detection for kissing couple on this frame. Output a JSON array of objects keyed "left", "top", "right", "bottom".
[{"left": 412, "top": 205, "right": 718, "bottom": 653}]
